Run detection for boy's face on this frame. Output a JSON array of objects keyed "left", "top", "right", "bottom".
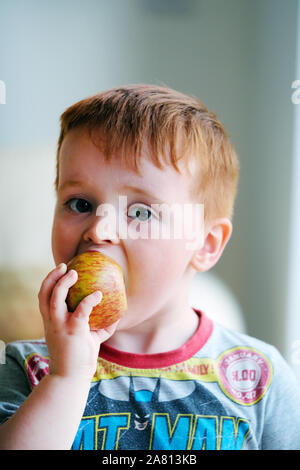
[{"left": 52, "top": 128, "right": 203, "bottom": 330}]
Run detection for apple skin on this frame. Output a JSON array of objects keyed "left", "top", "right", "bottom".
[{"left": 66, "top": 251, "right": 127, "bottom": 330}]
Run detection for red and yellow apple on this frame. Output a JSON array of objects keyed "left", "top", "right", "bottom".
[{"left": 66, "top": 251, "right": 127, "bottom": 330}]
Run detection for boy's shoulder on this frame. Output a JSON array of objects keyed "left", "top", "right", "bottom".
[
  {"left": 5, "top": 338, "right": 48, "bottom": 358},
  {"left": 202, "top": 315, "right": 284, "bottom": 362},
  {"left": 197, "top": 315, "right": 300, "bottom": 407},
  {"left": 202, "top": 315, "right": 292, "bottom": 377}
]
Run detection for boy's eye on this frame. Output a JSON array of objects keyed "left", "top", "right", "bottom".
[
  {"left": 128, "top": 204, "right": 152, "bottom": 222},
  {"left": 66, "top": 198, "right": 92, "bottom": 214}
]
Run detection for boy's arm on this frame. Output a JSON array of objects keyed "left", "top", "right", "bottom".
[
  {"left": 0, "top": 263, "right": 118, "bottom": 450},
  {"left": 0, "top": 374, "right": 90, "bottom": 450}
]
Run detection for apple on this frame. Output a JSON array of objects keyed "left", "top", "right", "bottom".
[{"left": 66, "top": 251, "right": 127, "bottom": 330}]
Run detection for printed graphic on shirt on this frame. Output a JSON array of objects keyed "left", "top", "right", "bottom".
[
  {"left": 217, "top": 347, "right": 273, "bottom": 405},
  {"left": 24, "top": 353, "right": 49, "bottom": 388},
  {"left": 23, "top": 347, "right": 272, "bottom": 408},
  {"left": 72, "top": 375, "right": 251, "bottom": 450},
  {"left": 93, "top": 356, "right": 216, "bottom": 382},
  {"left": 22, "top": 346, "right": 273, "bottom": 449},
  {"left": 92, "top": 347, "right": 273, "bottom": 406}
]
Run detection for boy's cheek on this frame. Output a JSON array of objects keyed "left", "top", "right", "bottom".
[
  {"left": 51, "top": 218, "right": 78, "bottom": 265},
  {"left": 129, "top": 239, "right": 188, "bottom": 282}
]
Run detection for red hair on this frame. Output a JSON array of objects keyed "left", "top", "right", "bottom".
[{"left": 55, "top": 84, "right": 239, "bottom": 220}]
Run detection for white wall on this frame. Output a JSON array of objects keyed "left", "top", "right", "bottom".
[
  {"left": 226, "top": 0, "right": 299, "bottom": 355},
  {"left": 0, "top": 0, "right": 253, "bottom": 271}
]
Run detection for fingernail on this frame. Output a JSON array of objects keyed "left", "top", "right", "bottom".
[
  {"left": 94, "top": 290, "right": 102, "bottom": 300},
  {"left": 57, "top": 263, "right": 66, "bottom": 271}
]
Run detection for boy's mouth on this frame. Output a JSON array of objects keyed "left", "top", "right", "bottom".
[
  {"left": 80, "top": 245, "right": 112, "bottom": 258},
  {"left": 85, "top": 246, "right": 104, "bottom": 254}
]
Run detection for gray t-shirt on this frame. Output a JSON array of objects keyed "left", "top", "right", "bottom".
[{"left": 1, "top": 311, "right": 300, "bottom": 450}]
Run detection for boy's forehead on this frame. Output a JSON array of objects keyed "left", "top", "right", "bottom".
[{"left": 58, "top": 128, "right": 197, "bottom": 201}]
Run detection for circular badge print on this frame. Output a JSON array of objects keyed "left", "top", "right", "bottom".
[
  {"left": 217, "top": 347, "right": 272, "bottom": 405},
  {"left": 25, "top": 353, "right": 50, "bottom": 388}
]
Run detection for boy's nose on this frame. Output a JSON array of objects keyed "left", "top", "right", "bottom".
[{"left": 83, "top": 213, "right": 120, "bottom": 245}]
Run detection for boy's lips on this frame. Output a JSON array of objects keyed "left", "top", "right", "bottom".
[
  {"left": 85, "top": 246, "right": 104, "bottom": 254},
  {"left": 84, "top": 246, "right": 116, "bottom": 261}
]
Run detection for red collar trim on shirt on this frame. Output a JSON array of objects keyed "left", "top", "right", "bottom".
[{"left": 99, "top": 309, "right": 213, "bottom": 369}]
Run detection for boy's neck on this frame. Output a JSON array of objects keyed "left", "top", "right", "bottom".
[{"left": 103, "top": 303, "right": 199, "bottom": 355}]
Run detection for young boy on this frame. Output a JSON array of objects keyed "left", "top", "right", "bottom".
[{"left": 0, "top": 84, "right": 300, "bottom": 450}]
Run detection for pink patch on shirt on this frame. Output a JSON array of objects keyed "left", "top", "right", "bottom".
[
  {"left": 25, "top": 354, "right": 50, "bottom": 388},
  {"left": 217, "top": 347, "right": 273, "bottom": 405}
]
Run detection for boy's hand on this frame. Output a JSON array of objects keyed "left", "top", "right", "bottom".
[{"left": 38, "top": 263, "right": 119, "bottom": 382}]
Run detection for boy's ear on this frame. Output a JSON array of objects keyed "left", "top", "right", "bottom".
[{"left": 190, "top": 218, "right": 232, "bottom": 272}]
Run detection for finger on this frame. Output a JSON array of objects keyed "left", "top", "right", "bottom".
[
  {"left": 38, "top": 263, "right": 67, "bottom": 321},
  {"left": 49, "top": 269, "right": 79, "bottom": 324},
  {"left": 92, "top": 319, "right": 120, "bottom": 344},
  {"left": 68, "top": 290, "right": 103, "bottom": 329}
]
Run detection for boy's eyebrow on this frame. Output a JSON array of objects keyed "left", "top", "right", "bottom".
[
  {"left": 58, "top": 181, "right": 166, "bottom": 204},
  {"left": 58, "top": 180, "right": 88, "bottom": 192},
  {"left": 120, "top": 185, "right": 166, "bottom": 204}
]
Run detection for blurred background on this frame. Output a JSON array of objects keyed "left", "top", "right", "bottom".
[{"left": 0, "top": 0, "right": 300, "bottom": 380}]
